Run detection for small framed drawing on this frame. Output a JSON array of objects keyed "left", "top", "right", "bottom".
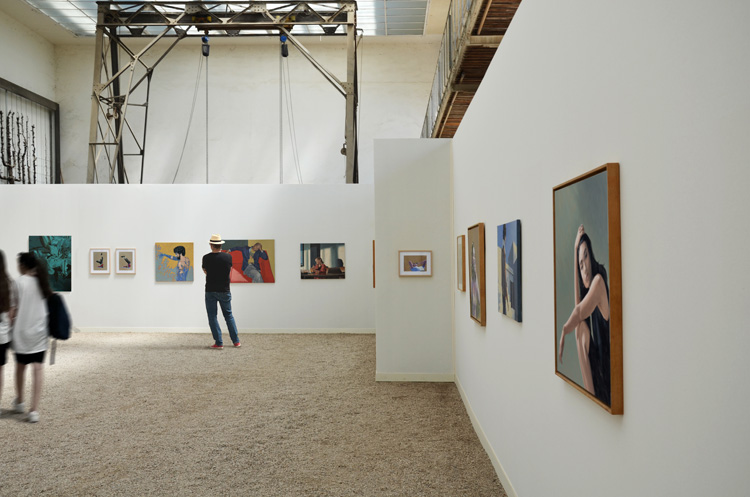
[
  {"left": 90, "top": 249, "right": 110, "bottom": 274},
  {"left": 115, "top": 248, "right": 136, "bottom": 275},
  {"left": 457, "top": 235, "right": 466, "bottom": 291},
  {"left": 554, "top": 163, "right": 622, "bottom": 414},
  {"left": 467, "top": 223, "right": 486, "bottom": 326},
  {"left": 399, "top": 250, "right": 432, "bottom": 277}
]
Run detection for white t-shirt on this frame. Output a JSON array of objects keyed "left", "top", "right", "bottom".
[
  {"left": 0, "top": 279, "right": 17, "bottom": 345},
  {"left": 13, "top": 274, "right": 48, "bottom": 354}
]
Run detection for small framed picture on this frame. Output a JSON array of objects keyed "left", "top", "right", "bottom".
[
  {"left": 115, "top": 248, "right": 136, "bottom": 275},
  {"left": 90, "top": 249, "right": 110, "bottom": 274},
  {"left": 399, "top": 250, "right": 432, "bottom": 277}
]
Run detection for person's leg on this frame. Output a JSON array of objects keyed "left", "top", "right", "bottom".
[
  {"left": 30, "top": 361, "right": 43, "bottom": 413},
  {"left": 205, "top": 292, "right": 223, "bottom": 346},
  {"left": 15, "top": 362, "right": 26, "bottom": 406},
  {"left": 0, "top": 344, "right": 5, "bottom": 407},
  {"left": 218, "top": 292, "right": 240, "bottom": 345}
]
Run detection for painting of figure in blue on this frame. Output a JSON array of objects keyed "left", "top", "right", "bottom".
[
  {"left": 28, "top": 235, "right": 72, "bottom": 292},
  {"left": 155, "top": 242, "right": 194, "bottom": 282},
  {"left": 497, "top": 220, "right": 522, "bottom": 322}
]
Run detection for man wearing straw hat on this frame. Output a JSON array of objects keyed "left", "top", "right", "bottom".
[{"left": 202, "top": 234, "right": 241, "bottom": 349}]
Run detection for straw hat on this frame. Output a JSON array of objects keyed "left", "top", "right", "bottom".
[{"left": 209, "top": 234, "right": 225, "bottom": 245}]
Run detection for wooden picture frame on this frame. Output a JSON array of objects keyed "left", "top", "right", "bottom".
[
  {"left": 399, "top": 250, "right": 432, "bottom": 277},
  {"left": 553, "top": 163, "right": 622, "bottom": 414},
  {"left": 115, "top": 248, "right": 136, "bottom": 274},
  {"left": 467, "top": 223, "right": 486, "bottom": 326},
  {"left": 457, "top": 235, "right": 466, "bottom": 291},
  {"left": 89, "top": 248, "right": 110, "bottom": 274}
]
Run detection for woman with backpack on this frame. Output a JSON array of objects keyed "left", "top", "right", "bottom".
[
  {"left": 12, "top": 252, "right": 52, "bottom": 423},
  {"left": 0, "top": 250, "right": 17, "bottom": 414}
]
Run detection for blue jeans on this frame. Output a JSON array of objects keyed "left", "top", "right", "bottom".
[{"left": 205, "top": 292, "right": 239, "bottom": 346}]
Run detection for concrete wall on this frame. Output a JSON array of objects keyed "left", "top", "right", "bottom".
[
  {"left": 0, "top": 184, "right": 375, "bottom": 333},
  {"left": 374, "top": 139, "right": 453, "bottom": 381},
  {"left": 452, "top": 0, "right": 750, "bottom": 495},
  {"left": 0, "top": 10, "right": 56, "bottom": 101},
  {"left": 52, "top": 37, "right": 440, "bottom": 185}
]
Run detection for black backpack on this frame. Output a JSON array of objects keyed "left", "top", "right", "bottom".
[{"left": 47, "top": 293, "right": 71, "bottom": 340}]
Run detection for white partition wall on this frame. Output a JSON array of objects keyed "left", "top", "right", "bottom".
[
  {"left": 0, "top": 184, "right": 375, "bottom": 333},
  {"left": 374, "top": 139, "right": 453, "bottom": 381},
  {"left": 452, "top": 0, "right": 750, "bottom": 496}
]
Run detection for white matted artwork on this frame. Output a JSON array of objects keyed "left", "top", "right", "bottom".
[
  {"left": 399, "top": 250, "right": 432, "bottom": 277},
  {"left": 90, "top": 248, "right": 110, "bottom": 274},
  {"left": 115, "top": 248, "right": 136, "bottom": 274}
]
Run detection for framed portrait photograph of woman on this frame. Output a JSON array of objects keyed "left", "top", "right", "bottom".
[
  {"left": 467, "top": 223, "right": 486, "bottom": 326},
  {"left": 553, "top": 163, "right": 623, "bottom": 414}
]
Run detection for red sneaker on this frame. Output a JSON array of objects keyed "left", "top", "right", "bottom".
[
  {"left": 210, "top": 344, "right": 223, "bottom": 349},
  {"left": 233, "top": 342, "right": 241, "bottom": 348}
]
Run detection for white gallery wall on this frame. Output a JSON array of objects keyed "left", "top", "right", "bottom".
[
  {"left": 0, "top": 184, "right": 375, "bottom": 333},
  {"left": 51, "top": 36, "right": 439, "bottom": 185},
  {"left": 374, "top": 139, "right": 453, "bottom": 381},
  {"left": 452, "top": 0, "right": 750, "bottom": 496},
  {"left": 0, "top": 10, "right": 56, "bottom": 101},
  {"left": 0, "top": 3, "right": 440, "bottom": 186}
]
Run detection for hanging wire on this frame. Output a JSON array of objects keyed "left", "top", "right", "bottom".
[
  {"left": 172, "top": 51, "right": 204, "bottom": 184},
  {"left": 279, "top": 41, "right": 283, "bottom": 184},
  {"left": 282, "top": 56, "right": 303, "bottom": 184},
  {"left": 205, "top": 46, "right": 209, "bottom": 184}
]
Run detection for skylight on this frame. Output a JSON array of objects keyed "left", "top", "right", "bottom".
[{"left": 21, "top": 0, "right": 428, "bottom": 37}]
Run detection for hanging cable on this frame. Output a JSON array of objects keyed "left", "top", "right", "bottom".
[
  {"left": 279, "top": 35, "right": 286, "bottom": 184},
  {"left": 283, "top": 56, "right": 303, "bottom": 184},
  {"left": 203, "top": 34, "right": 210, "bottom": 184},
  {"left": 171, "top": 51, "right": 204, "bottom": 184}
]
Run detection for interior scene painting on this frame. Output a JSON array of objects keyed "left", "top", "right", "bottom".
[
  {"left": 115, "top": 249, "right": 136, "bottom": 274},
  {"left": 155, "top": 242, "right": 194, "bottom": 282},
  {"left": 497, "top": 220, "right": 522, "bottom": 322},
  {"left": 554, "top": 164, "right": 622, "bottom": 413},
  {"left": 300, "top": 243, "right": 346, "bottom": 279},
  {"left": 467, "top": 223, "right": 486, "bottom": 326},
  {"left": 28, "top": 235, "right": 72, "bottom": 292},
  {"left": 222, "top": 239, "right": 275, "bottom": 283},
  {"left": 90, "top": 249, "right": 110, "bottom": 274}
]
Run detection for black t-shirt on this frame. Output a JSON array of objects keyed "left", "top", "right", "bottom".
[{"left": 202, "top": 252, "right": 232, "bottom": 292}]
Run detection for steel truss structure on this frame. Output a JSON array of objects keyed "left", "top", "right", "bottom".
[{"left": 87, "top": 1, "right": 358, "bottom": 184}]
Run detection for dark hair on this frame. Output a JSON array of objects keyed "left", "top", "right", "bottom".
[
  {"left": 336, "top": 258, "right": 344, "bottom": 268},
  {"left": 576, "top": 234, "right": 609, "bottom": 303},
  {"left": 0, "top": 250, "right": 10, "bottom": 313},
  {"left": 174, "top": 246, "right": 186, "bottom": 256},
  {"left": 18, "top": 252, "right": 53, "bottom": 299}
]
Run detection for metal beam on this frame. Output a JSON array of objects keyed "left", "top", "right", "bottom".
[{"left": 87, "top": 1, "right": 359, "bottom": 184}]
